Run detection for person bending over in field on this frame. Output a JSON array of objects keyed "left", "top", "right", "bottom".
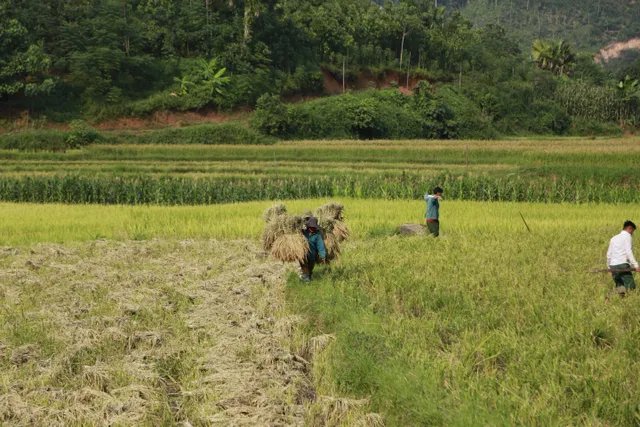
[
  {"left": 424, "top": 187, "right": 443, "bottom": 237},
  {"left": 607, "top": 220, "right": 640, "bottom": 296},
  {"left": 301, "top": 217, "right": 326, "bottom": 283}
]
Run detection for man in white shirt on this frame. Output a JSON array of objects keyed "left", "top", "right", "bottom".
[{"left": 607, "top": 220, "right": 640, "bottom": 295}]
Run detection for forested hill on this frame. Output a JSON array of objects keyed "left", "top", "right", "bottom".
[
  {"left": 438, "top": 0, "right": 640, "bottom": 49},
  {"left": 2, "top": 0, "right": 640, "bottom": 139}
]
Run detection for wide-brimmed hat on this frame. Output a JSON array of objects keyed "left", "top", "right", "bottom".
[{"left": 305, "top": 216, "right": 320, "bottom": 228}]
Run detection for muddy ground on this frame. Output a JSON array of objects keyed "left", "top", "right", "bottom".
[{"left": 0, "top": 239, "right": 314, "bottom": 426}]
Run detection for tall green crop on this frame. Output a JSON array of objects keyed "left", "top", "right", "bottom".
[{"left": 0, "top": 174, "right": 639, "bottom": 205}]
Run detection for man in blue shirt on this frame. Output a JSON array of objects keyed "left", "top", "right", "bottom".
[
  {"left": 301, "top": 216, "right": 327, "bottom": 282},
  {"left": 424, "top": 187, "right": 443, "bottom": 237}
]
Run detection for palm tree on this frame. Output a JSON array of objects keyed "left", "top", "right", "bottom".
[
  {"left": 532, "top": 40, "right": 576, "bottom": 77},
  {"left": 553, "top": 41, "right": 576, "bottom": 77},
  {"left": 532, "top": 39, "right": 554, "bottom": 71}
]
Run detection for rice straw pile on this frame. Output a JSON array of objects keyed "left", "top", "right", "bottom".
[
  {"left": 270, "top": 234, "right": 309, "bottom": 262},
  {"left": 316, "top": 202, "right": 350, "bottom": 243},
  {"left": 262, "top": 202, "right": 350, "bottom": 263},
  {"left": 261, "top": 205, "right": 307, "bottom": 261},
  {"left": 316, "top": 216, "right": 340, "bottom": 261},
  {"left": 263, "top": 204, "right": 287, "bottom": 223}
]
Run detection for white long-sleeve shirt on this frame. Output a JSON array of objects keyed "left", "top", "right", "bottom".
[{"left": 607, "top": 230, "right": 639, "bottom": 268}]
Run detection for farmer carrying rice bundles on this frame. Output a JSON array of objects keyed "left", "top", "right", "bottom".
[{"left": 261, "top": 202, "right": 350, "bottom": 282}]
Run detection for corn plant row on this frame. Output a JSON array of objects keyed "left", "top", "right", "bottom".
[{"left": 0, "top": 174, "right": 639, "bottom": 205}]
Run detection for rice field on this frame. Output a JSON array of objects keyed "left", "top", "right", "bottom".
[
  {"left": 1, "top": 138, "right": 640, "bottom": 184},
  {"left": 2, "top": 137, "right": 640, "bottom": 205},
  {"left": 2, "top": 199, "right": 640, "bottom": 425},
  {"left": 1, "top": 199, "right": 639, "bottom": 246},
  {"left": 3, "top": 136, "right": 640, "bottom": 425}
]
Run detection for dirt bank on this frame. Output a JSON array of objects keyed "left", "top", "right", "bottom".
[{"left": 594, "top": 37, "right": 640, "bottom": 63}]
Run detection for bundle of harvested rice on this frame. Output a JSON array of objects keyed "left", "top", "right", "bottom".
[
  {"left": 314, "top": 216, "right": 339, "bottom": 260},
  {"left": 271, "top": 234, "right": 309, "bottom": 263},
  {"left": 316, "top": 216, "right": 336, "bottom": 234},
  {"left": 332, "top": 221, "right": 350, "bottom": 242},
  {"left": 316, "top": 202, "right": 350, "bottom": 243},
  {"left": 315, "top": 202, "right": 345, "bottom": 221},
  {"left": 261, "top": 214, "right": 304, "bottom": 252},
  {"left": 263, "top": 204, "right": 287, "bottom": 223},
  {"left": 321, "top": 232, "right": 340, "bottom": 261}
]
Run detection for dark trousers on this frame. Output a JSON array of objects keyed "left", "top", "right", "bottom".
[
  {"left": 611, "top": 263, "right": 636, "bottom": 292},
  {"left": 300, "top": 258, "right": 316, "bottom": 278},
  {"left": 427, "top": 220, "right": 440, "bottom": 237}
]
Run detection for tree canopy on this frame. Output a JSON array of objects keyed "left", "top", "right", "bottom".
[{"left": 0, "top": 0, "right": 638, "bottom": 133}]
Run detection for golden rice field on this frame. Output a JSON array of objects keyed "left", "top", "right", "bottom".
[
  {"left": 2, "top": 199, "right": 640, "bottom": 425},
  {"left": 0, "top": 199, "right": 638, "bottom": 245},
  {"left": 1, "top": 137, "right": 640, "bottom": 182}
]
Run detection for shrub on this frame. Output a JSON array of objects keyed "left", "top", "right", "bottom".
[
  {"left": 530, "top": 100, "right": 571, "bottom": 135},
  {"left": 217, "top": 69, "right": 276, "bottom": 110},
  {"left": 110, "top": 123, "right": 276, "bottom": 145},
  {"left": 0, "top": 130, "right": 68, "bottom": 151},
  {"left": 126, "top": 91, "right": 210, "bottom": 117},
  {"left": 434, "top": 86, "right": 496, "bottom": 139},
  {"left": 0, "top": 123, "right": 274, "bottom": 151},
  {"left": 567, "top": 119, "right": 623, "bottom": 137},
  {"left": 263, "top": 90, "right": 430, "bottom": 140},
  {"left": 251, "top": 94, "right": 293, "bottom": 137},
  {"left": 250, "top": 87, "right": 503, "bottom": 140},
  {"left": 66, "top": 120, "right": 101, "bottom": 148},
  {"left": 279, "top": 67, "right": 324, "bottom": 96}
]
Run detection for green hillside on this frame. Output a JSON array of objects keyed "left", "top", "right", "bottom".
[
  {"left": 441, "top": 0, "right": 640, "bottom": 49},
  {"left": 2, "top": 0, "right": 640, "bottom": 137}
]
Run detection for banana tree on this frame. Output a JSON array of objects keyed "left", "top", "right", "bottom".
[
  {"left": 615, "top": 75, "right": 640, "bottom": 125},
  {"left": 199, "top": 58, "right": 231, "bottom": 97},
  {"left": 173, "top": 76, "right": 194, "bottom": 96},
  {"left": 205, "top": 67, "right": 231, "bottom": 97},
  {"left": 616, "top": 75, "right": 640, "bottom": 102}
]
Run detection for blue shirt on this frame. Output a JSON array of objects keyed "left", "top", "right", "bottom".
[
  {"left": 424, "top": 194, "right": 440, "bottom": 220},
  {"left": 303, "top": 229, "right": 327, "bottom": 260}
]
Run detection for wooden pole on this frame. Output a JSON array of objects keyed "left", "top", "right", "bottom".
[
  {"left": 519, "top": 212, "right": 531, "bottom": 232},
  {"left": 589, "top": 268, "right": 637, "bottom": 273}
]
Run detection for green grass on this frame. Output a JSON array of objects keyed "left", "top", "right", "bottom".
[{"left": 283, "top": 201, "right": 640, "bottom": 425}]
